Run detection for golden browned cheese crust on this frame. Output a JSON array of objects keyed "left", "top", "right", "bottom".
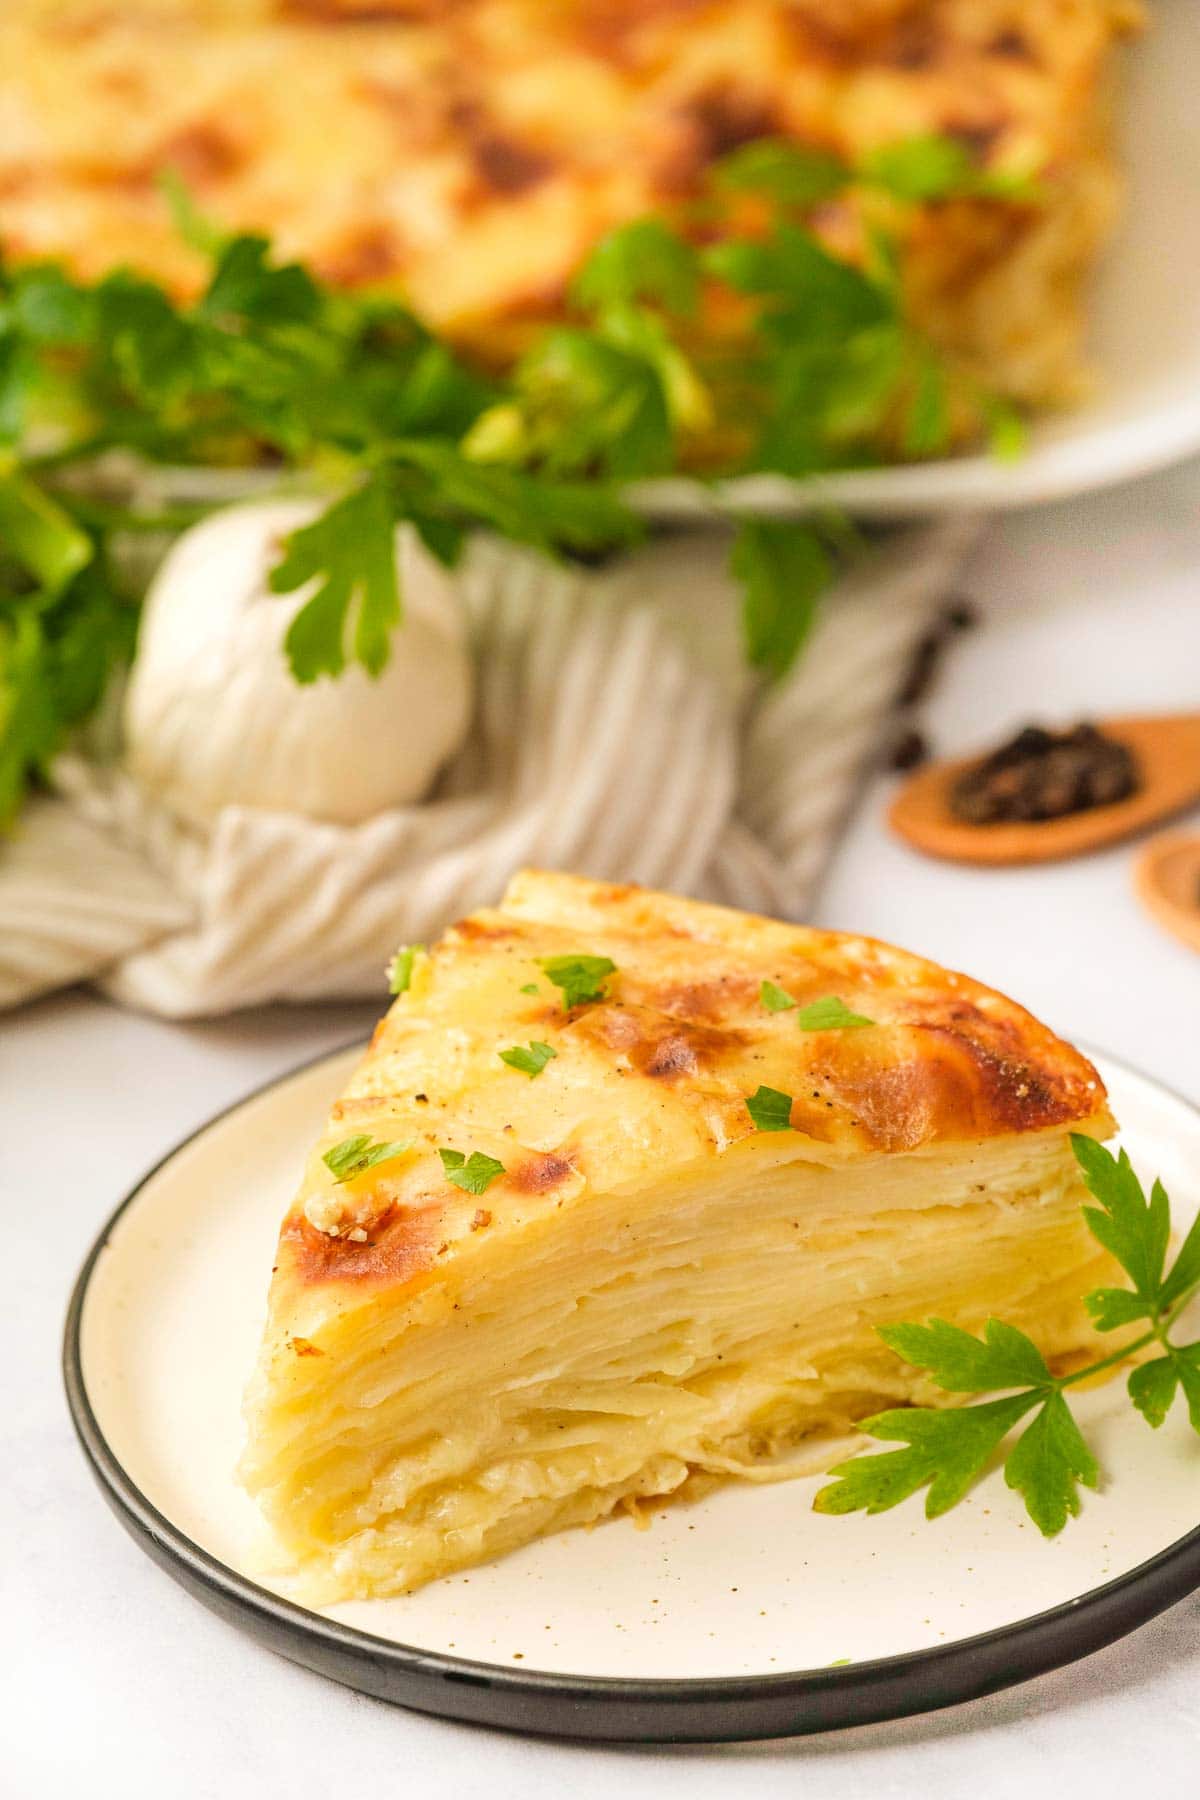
[
  {"left": 272, "top": 870, "right": 1109, "bottom": 1310},
  {"left": 1, "top": 0, "right": 1139, "bottom": 397}
]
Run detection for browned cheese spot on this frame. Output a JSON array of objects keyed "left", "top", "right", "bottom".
[
  {"left": 283, "top": 1202, "right": 442, "bottom": 1285},
  {"left": 511, "top": 1151, "right": 575, "bottom": 1195}
]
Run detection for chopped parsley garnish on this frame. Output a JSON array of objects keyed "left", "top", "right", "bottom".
[
  {"left": 322, "top": 1135, "right": 411, "bottom": 1183},
  {"left": 386, "top": 943, "right": 425, "bottom": 996},
  {"left": 746, "top": 1086, "right": 795, "bottom": 1132},
  {"left": 498, "top": 1040, "right": 558, "bottom": 1078},
  {"left": 439, "top": 1148, "right": 506, "bottom": 1195},
  {"left": 794, "top": 996, "right": 875, "bottom": 1030},
  {"left": 520, "top": 982, "right": 540, "bottom": 996},
  {"left": 815, "top": 1137, "right": 1200, "bottom": 1537},
  {"left": 760, "top": 979, "right": 798, "bottom": 1013},
  {"left": 536, "top": 954, "right": 616, "bottom": 1009}
]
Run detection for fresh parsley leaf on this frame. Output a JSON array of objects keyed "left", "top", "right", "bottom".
[
  {"left": 860, "top": 134, "right": 981, "bottom": 201},
  {"left": 1128, "top": 1355, "right": 1184, "bottom": 1430},
  {"left": 1160, "top": 1205, "right": 1200, "bottom": 1311},
  {"left": 271, "top": 479, "right": 400, "bottom": 682},
  {"left": 0, "top": 471, "right": 93, "bottom": 594},
  {"left": 879, "top": 1317, "right": 1054, "bottom": 1393},
  {"left": 730, "top": 518, "right": 830, "bottom": 679},
  {"left": 1071, "top": 1134, "right": 1170, "bottom": 1312},
  {"left": 760, "top": 979, "right": 798, "bottom": 1013},
  {"left": 816, "top": 1329, "right": 1096, "bottom": 1535},
  {"left": 708, "top": 225, "right": 892, "bottom": 339},
  {"left": 439, "top": 1147, "right": 506, "bottom": 1195},
  {"left": 903, "top": 350, "right": 950, "bottom": 457},
  {"left": 323, "top": 1134, "right": 411, "bottom": 1183},
  {"left": 716, "top": 139, "right": 849, "bottom": 207},
  {"left": 814, "top": 1392, "right": 1037, "bottom": 1520},
  {"left": 471, "top": 328, "right": 675, "bottom": 481},
  {"left": 1128, "top": 1347, "right": 1200, "bottom": 1432},
  {"left": 386, "top": 943, "right": 425, "bottom": 996},
  {"left": 536, "top": 954, "right": 616, "bottom": 1009},
  {"left": 1084, "top": 1286, "right": 1154, "bottom": 1332},
  {"left": 795, "top": 996, "right": 875, "bottom": 1030},
  {"left": 984, "top": 397, "right": 1028, "bottom": 462},
  {"left": 859, "top": 134, "right": 1044, "bottom": 205},
  {"left": 1177, "top": 1351, "right": 1200, "bottom": 1431},
  {"left": 396, "top": 438, "right": 644, "bottom": 558},
  {"left": 746, "top": 1085, "right": 795, "bottom": 1132},
  {"left": 199, "top": 233, "right": 321, "bottom": 327},
  {"left": 157, "top": 168, "right": 228, "bottom": 258},
  {"left": 498, "top": 1040, "right": 557, "bottom": 1078},
  {"left": 8, "top": 264, "right": 95, "bottom": 347},
  {"left": 572, "top": 220, "right": 700, "bottom": 318},
  {"left": 0, "top": 609, "right": 56, "bottom": 826},
  {"left": 1003, "top": 1389, "right": 1099, "bottom": 1535}
]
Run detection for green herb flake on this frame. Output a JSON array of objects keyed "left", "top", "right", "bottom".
[
  {"left": 323, "top": 1135, "right": 411, "bottom": 1184},
  {"left": 536, "top": 954, "right": 617, "bottom": 1010},
  {"left": 498, "top": 1040, "right": 557, "bottom": 1079},
  {"left": 760, "top": 979, "right": 798, "bottom": 1013},
  {"left": 520, "top": 982, "right": 540, "bottom": 996},
  {"left": 794, "top": 996, "right": 875, "bottom": 1031},
  {"left": 386, "top": 943, "right": 425, "bottom": 996},
  {"left": 746, "top": 1086, "right": 795, "bottom": 1132},
  {"left": 439, "top": 1148, "right": 506, "bottom": 1196}
]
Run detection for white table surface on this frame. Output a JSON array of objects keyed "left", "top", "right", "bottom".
[{"left": 5, "top": 460, "right": 1200, "bottom": 1799}]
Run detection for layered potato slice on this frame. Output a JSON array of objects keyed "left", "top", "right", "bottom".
[{"left": 241, "top": 870, "right": 1115, "bottom": 1601}]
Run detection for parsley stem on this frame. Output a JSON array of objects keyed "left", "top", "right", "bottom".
[
  {"left": 1057, "top": 1331, "right": 1156, "bottom": 1389},
  {"left": 1161, "top": 1281, "right": 1200, "bottom": 1336},
  {"left": 1056, "top": 1273, "right": 1200, "bottom": 1392}
]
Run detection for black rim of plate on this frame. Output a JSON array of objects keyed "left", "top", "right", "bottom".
[{"left": 63, "top": 1040, "right": 1200, "bottom": 1745}]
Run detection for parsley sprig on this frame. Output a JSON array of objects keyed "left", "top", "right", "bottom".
[
  {"left": 815, "top": 1136, "right": 1200, "bottom": 1535},
  {"left": 0, "top": 132, "right": 1033, "bottom": 821}
]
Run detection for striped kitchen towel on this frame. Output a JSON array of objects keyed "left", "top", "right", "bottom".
[{"left": 0, "top": 516, "right": 976, "bottom": 1016}]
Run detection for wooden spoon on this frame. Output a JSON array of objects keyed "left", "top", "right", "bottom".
[
  {"left": 1135, "top": 833, "right": 1200, "bottom": 955},
  {"left": 889, "top": 713, "right": 1200, "bottom": 867}
]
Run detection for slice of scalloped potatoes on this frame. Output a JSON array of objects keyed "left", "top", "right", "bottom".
[{"left": 241, "top": 870, "right": 1115, "bottom": 1601}]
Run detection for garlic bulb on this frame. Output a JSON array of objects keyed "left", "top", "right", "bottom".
[{"left": 122, "top": 499, "right": 473, "bottom": 826}]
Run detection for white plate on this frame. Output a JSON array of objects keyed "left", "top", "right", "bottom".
[
  {"left": 66, "top": 1046, "right": 1200, "bottom": 1741},
  {"left": 633, "top": 0, "right": 1200, "bottom": 521}
]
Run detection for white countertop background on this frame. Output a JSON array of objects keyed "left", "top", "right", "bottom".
[{"left": 4, "top": 459, "right": 1199, "bottom": 1798}]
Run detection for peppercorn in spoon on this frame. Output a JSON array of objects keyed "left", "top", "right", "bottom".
[{"left": 888, "top": 714, "right": 1200, "bottom": 866}]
